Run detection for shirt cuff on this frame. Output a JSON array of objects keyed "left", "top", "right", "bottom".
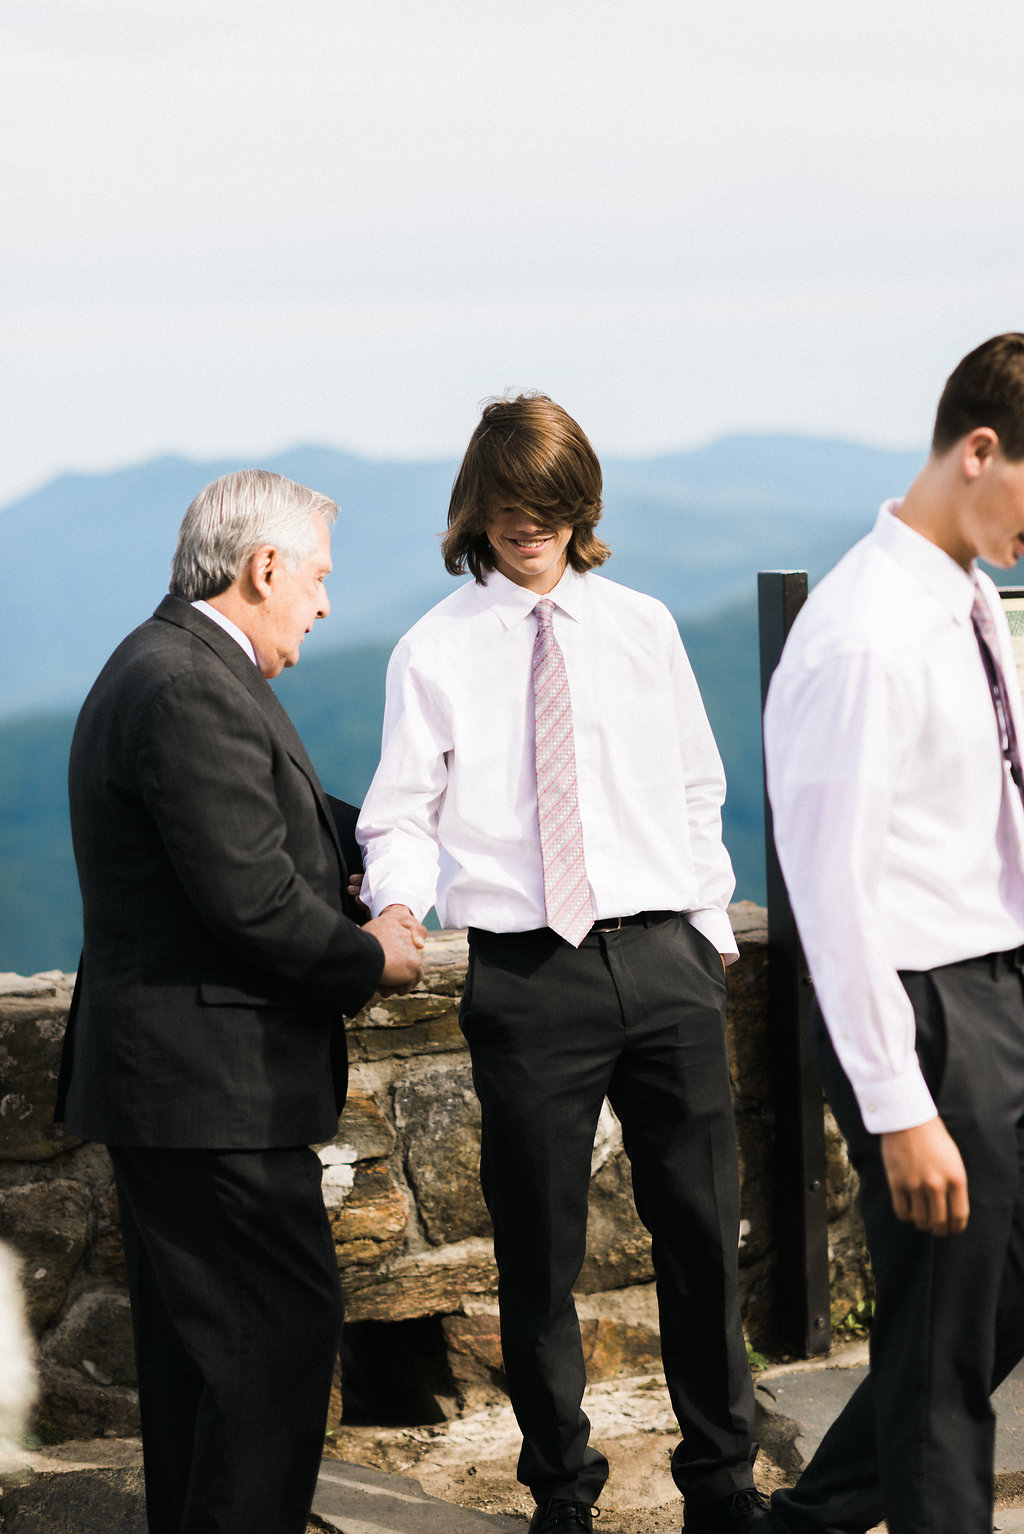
[
  {"left": 686, "top": 907, "right": 739, "bottom": 965},
  {"left": 362, "top": 878, "right": 431, "bottom": 924},
  {"left": 849, "top": 1062, "right": 938, "bottom": 1135}
]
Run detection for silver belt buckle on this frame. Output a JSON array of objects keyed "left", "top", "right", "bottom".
[{"left": 595, "top": 915, "right": 624, "bottom": 931}]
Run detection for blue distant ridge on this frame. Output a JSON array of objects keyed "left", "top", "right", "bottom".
[
  {"left": 0, "top": 432, "right": 925, "bottom": 722},
  {"left": 0, "top": 432, "right": 938, "bottom": 974}
]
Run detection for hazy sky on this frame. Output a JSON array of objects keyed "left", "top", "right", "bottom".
[{"left": 3, "top": 0, "right": 1024, "bottom": 505}]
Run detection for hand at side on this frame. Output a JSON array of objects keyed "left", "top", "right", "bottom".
[
  {"left": 363, "top": 903, "right": 427, "bottom": 997},
  {"left": 881, "top": 1117, "right": 969, "bottom": 1237}
]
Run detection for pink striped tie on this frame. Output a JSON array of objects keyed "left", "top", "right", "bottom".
[
  {"left": 532, "top": 598, "right": 593, "bottom": 946},
  {"left": 971, "top": 574, "right": 1024, "bottom": 811}
]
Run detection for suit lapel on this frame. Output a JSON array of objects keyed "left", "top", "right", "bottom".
[{"left": 152, "top": 597, "right": 345, "bottom": 864}]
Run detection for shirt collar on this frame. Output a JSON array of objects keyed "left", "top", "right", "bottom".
[
  {"left": 873, "top": 499, "right": 976, "bottom": 625},
  {"left": 477, "top": 563, "right": 587, "bottom": 631},
  {"left": 192, "top": 599, "right": 259, "bottom": 664}
]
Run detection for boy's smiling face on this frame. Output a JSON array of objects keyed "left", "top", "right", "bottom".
[{"left": 483, "top": 504, "right": 572, "bottom": 593}]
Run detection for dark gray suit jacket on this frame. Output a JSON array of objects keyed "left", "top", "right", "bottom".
[{"left": 57, "top": 596, "right": 384, "bottom": 1148}]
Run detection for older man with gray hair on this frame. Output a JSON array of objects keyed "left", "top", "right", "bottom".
[{"left": 56, "top": 470, "right": 425, "bottom": 1534}]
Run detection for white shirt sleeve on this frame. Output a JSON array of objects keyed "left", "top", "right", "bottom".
[
  {"left": 668, "top": 622, "right": 738, "bottom": 961},
  {"left": 356, "top": 642, "right": 449, "bottom": 921},
  {"left": 764, "top": 645, "right": 938, "bottom": 1133}
]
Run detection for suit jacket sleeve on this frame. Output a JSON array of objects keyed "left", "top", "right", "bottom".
[{"left": 136, "top": 659, "right": 383, "bottom": 1014}]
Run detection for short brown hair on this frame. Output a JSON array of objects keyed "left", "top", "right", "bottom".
[
  {"left": 932, "top": 333, "right": 1024, "bottom": 462},
  {"left": 442, "top": 394, "right": 611, "bottom": 581}
]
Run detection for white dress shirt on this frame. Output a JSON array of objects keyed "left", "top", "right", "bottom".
[
  {"left": 357, "top": 564, "right": 737, "bottom": 957},
  {"left": 764, "top": 502, "right": 1024, "bottom": 1134}
]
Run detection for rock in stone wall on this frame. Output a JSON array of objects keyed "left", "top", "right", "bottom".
[
  {"left": 823, "top": 1105, "right": 874, "bottom": 1329},
  {"left": 0, "top": 972, "right": 77, "bottom": 1163},
  {"left": 0, "top": 972, "right": 139, "bottom": 1437},
  {"left": 0, "top": 910, "right": 871, "bottom": 1438}
]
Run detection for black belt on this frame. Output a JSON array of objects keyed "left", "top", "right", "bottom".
[
  {"left": 588, "top": 909, "right": 677, "bottom": 933},
  {"left": 900, "top": 947, "right": 1024, "bottom": 981},
  {"left": 468, "top": 911, "right": 681, "bottom": 946},
  {"left": 957, "top": 947, "right": 1024, "bottom": 971}
]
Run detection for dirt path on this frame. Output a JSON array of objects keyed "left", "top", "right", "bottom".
[{"left": 326, "top": 1372, "right": 793, "bottom": 1532}]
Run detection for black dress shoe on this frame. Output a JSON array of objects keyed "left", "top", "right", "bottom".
[
  {"left": 529, "top": 1499, "right": 597, "bottom": 1532},
  {"left": 684, "top": 1485, "right": 770, "bottom": 1532}
]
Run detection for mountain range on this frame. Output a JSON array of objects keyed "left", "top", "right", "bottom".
[
  {"left": 0, "top": 432, "right": 937, "bottom": 975},
  {"left": 0, "top": 433, "right": 928, "bottom": 721}
]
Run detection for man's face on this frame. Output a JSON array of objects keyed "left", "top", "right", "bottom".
[
  {"left": 255, "top": 516, "right": 332, "bottom": 678},
  {"left": 483, "top": 503, "right": 572, "bottom": 594},
  {"left": 961, "top": 450, "right": 1024, "bottom": 569}
]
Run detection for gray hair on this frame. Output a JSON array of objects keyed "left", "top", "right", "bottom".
[{"left": 169, "top": 470, "right": 338, "bottom": 601}]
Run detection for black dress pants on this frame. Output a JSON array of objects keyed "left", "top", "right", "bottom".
[
  {"left": 109, "top": 1145, "right": 342, "bottom": 1534},
  {"left": 769, "top": 953, "right": 1024, "bottom": 1534},
  {"left": 461, "top": 913, "right": 757, "bottom": 1508}
]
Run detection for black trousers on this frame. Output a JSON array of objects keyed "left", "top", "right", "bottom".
[
  {"left": 461, "top": 913, "right": 757, "bottom": 1507},
  {"left": 770, "top": 953, "right": 1024, "bottom": 1534},
  {"left": 109, "top": 1145, "right": 342, "bottom": 1534}
]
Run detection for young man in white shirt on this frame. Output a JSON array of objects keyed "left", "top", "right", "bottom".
[
  {"left": 763, "top": 333, "right": 1024, "bottom": 1534},
  {"left": 357, "top": 395, "right": 763, "bottom": 1534}
]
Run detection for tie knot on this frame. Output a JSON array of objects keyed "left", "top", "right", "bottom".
[{"left": 534, "top": 598, "right": 554, "bottom": 629}]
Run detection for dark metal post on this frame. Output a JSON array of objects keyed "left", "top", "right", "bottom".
[{"left": 758, "top": 571, "right": 831, "bottom": 1356}]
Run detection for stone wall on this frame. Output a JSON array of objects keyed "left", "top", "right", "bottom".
[{"left": 0, "top": 903, "right": 870, "bottom": 1437}]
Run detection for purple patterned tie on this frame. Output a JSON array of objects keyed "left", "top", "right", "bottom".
[
  {"left": 532, "top": 598, "right": 593, "bottom": 945},
  {"left": 971, "top": 575, "right": 1024, "bottom": 812}
]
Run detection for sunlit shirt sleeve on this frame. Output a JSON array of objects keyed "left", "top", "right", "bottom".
[{"left": 764, "top": 506, "right": 1024, "bottom": 1134}]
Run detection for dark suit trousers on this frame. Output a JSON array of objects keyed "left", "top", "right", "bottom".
[
  {"left": 110, "top": 1146, "right": 342, "bottom": 1534},
  {"left": 460, "top": 913, "right": 756, "bottom": 1507},
  {"left": 769, "top": 955, "right": 1024, "bottom": 1534}
]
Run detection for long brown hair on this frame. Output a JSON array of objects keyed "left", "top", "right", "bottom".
[{"left": 442, "top": 394, "right": 611, "bottom": 581}]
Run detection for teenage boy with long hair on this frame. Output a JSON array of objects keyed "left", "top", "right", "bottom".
[{"left": 357, "top": 395, "right": 762, "bottom": 1534}]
